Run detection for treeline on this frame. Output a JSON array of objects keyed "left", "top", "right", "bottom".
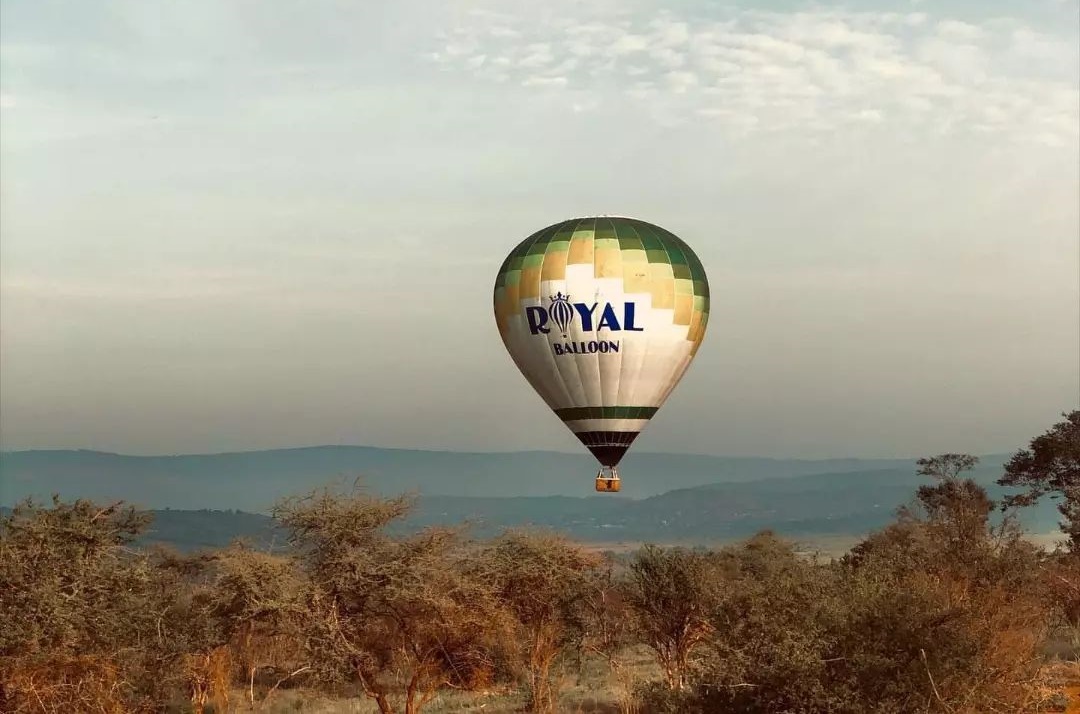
[{"left": 1, "top": 412, "right": 1078, "bottom": 714}]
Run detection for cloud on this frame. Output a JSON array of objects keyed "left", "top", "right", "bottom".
[
  {"left": 424, "top": 4, "right": 1079, "bottom": 147},
  {"left": 650, "top": 46, "right": 686, "bottom": 68},
  {"left": 935, "top": 19, "right": 985, "bottom": 42},
  {"left": 518, "top": 43, "right": 554, "bottom": 68},
  {"left": 488, "top": 26, "right": 520, "bottom": 39},
  {"left": 612, "top": 33, "right": 650, "bottom": 55},
  {"left": 652, "top": 19, "right": 690, "bottom": 47},
  {"left": 522, "top": 75, "right": 568, "bottom": 87},
  {"left": 852, "top": 108, "right": 883, "bottom": 122},
  {"left": 665, "top": 70, "right": 699, "bottom": 93}
]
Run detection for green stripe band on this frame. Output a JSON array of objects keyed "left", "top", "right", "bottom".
[{"left": 555, "top": 406, "right": 659, "bottom": 421}]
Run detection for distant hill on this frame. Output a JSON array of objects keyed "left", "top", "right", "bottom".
[
  {"left": 139, "top": 508, "right": 283, "bottom": 552},
  {"left": 0, "top": 445, "right": 1014, "bottom": 510},
  {"left": 8, "top": 456, "right": 1053, "bottom": 553},
  {"left": 400, "top": 465, "right": 1061, "bottom": 542},
  {"left": 6, "top": 446, "right": 1059, "bottom": 552}
]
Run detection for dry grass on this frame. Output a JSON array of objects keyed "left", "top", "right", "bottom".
[
  {"left": 1038, "top": 660, "right": 1080, "bottom": 713},
  {"left": 245, "top": 669, "right": 1079, "bottom": 714},
  {"left": 240, "top": 651, "right": 661, "bottom": 714},
  {"left": 1, "top": 655, "right": 134, "bottom": 714},
  {"left": 235, "top": 655, "right": 1080, "bottom": 714}
]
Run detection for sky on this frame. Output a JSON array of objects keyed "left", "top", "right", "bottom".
[{"left": 0, "top": 0, "right": 1077, "bottom": 460}]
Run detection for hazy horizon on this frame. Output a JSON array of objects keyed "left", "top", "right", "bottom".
[
  {"left": 0, "top": 440, "right": 1024, "bottom": 461},
  {"left": 2, "top": 0, "right": 1078, "bottom": 460}
]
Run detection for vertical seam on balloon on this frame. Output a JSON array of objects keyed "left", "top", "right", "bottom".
[
  {"left": 650, "top": 220, "right": 691, "bottom": 414},
  {"left": 648, "top": 218, "right": 678, "bottom": 410},
  {"left": 530, "top": 222, "right": 574, "bottom": 408},
  {"left": 548, "top": 218, "right": 590, "bottom": 411},
  {"left": 544, "top": 220, "right": 580, "bottom": 408},
  {"left": 576, "top": 217, "right": 604, "bottom": 410},
  {"left": 606, "top": 217, "right": 626, "bottom": 410},
  {"left": 520, "top": 222, "right": 554, "bottom": 402},
  {"left": 622, "top": 220, "right": 653, "bottom": 409}
]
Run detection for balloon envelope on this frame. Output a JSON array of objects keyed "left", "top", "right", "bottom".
[{"left": 493, "top": 216, "right": 710, "bottom": 467}]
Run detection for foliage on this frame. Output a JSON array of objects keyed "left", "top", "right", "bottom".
[
  {"left": 634, "top": 461, "right": 1057, "bottom": 714},
  {"left": 4, "top": 410, "right": 1079, "bottom": 712},
  {"left": 274, "top": 486, "right": 509, "bottom": 714},
  {"left": 0, "top": 496, "right": 224, "bottom": 712},
  {"left": 579, "top": 557, "right": 641, "bottom": 714},
  {"left": 623, "top": 543, "right": 718, "bottom": 690},
  {"left": 199, "top": 543, "right": 313, "bottom": 707},
  {"left": 998, "top": 410, "right": 1080, "bottom": 551},
  {"left": 470, "top": 529, "right": 601, "bottom": 714}
]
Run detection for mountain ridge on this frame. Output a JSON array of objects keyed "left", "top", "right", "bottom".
[
  {"left": 3, "top": 443, "right": 988, "bottom": 463},
  {"left": 1, "top": 445, "right": 1014, "bottom": 508},
  {"left": 0, "top": 448, "right": 1058, "bottom": 553}
]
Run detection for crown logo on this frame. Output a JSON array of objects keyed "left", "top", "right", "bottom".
[{"left": 548, "top": 292, "right": 574, "bottom": 336}]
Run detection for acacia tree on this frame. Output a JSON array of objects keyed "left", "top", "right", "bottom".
[
  {"left": 660, "top": 510, "right": 1053, "bottom": 713},
  {"left": 0, "top": 496, "right": 153, "bottom": 712},
  {"left": 579, "top": 557, "right": 640, "bottom": 714},
  {"left": 624, "top": 544, "right": 718, "bottom": 690},
  {"left": 998, "top": 410, "right": 1080, "bottom": 551},
  {"left": 837, "top": 457, "right": 1053, "bottom": 713},
  {"left": 0, "top": 496, "right": 151, "bottom": 656},
  {"left": 472, "top": 530, "right": 600, "bottom": 714},
  {"left": 200, "top": 544, "right": 312, "bottom": 707},
  {"left": 0, "top": 496, "right": 226, "bottom": 712},
  {"left": 274, "top": 487, "right": 507, "bottom": 714}
]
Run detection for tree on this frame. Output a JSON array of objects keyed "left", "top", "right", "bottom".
[
  {"left": 998, "top": 410, "right": 1080, "bottom": 551},
  {"left": 472, "top": 530, "right": 600, "bottom": 714},
  {"left": 0, "top": 496, "right": 229, "bottom": 712},
  {"left": 839, "top": 459, "right": 1054, "bottom": 714},
  {"left": 0, "top": 496, "right": 154, "bottom": 712},
  {"left": 201, "top": 544, "right": 312, "bottom": 707},
  {"left": 916, "top": 453, "right": 979, "bottom": 482},
  {"left": 274, "top": 486, "right": 506, "bottom": 714},
  {"left": 649, "top": 523, "right": 1054, "bottom": 714},
  {"left": 624, "top": 544, "right": 718, "bottom": 690},
  {"left": 0, "top": 496, "right": 151, "bottom": 657},
  {"left": 912, "top": 454, "right": 995, "bottom": 561},
  {"left": 579, "top": 556, "right": 640, "bottom": 714},
  {"left": 686, "top": 535, "right": 854, "bottom": 714}
]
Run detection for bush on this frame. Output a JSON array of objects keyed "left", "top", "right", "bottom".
[
  {"left": 2, "top": 446, "right": 1072, "bottom": 714},
  {"left": 633, "top": 476, "right": 1058, "bottom": 714}
]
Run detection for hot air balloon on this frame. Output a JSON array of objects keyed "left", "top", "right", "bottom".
[{"left": 492, "top": 216, "right": 710, "bottom": 492}]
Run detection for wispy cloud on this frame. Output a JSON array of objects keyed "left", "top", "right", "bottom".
[{"left": 426, "top": 5, "right": 1079, "bottom": 146}]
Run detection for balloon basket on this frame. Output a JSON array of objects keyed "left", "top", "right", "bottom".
[{"left": 595, "top": 467, "right": 621, "bottom": 493}]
